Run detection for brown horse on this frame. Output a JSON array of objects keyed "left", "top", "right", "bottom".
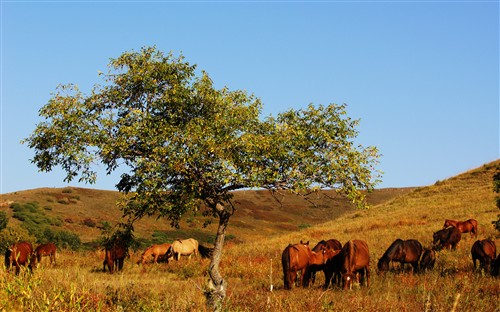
[
  {"left": 377, "top": 239, "right": 423, "bottom": 273},
  {"left": 419, "top": 248, "right": 436, "bottom": 271},
  {"left": 443, "top": 219, "right": 478, "bottom": 237},
  {"left": 138, "top": 243, "right": 172, "bottom": 265},
  {"left": 5, "top": 241, "right": 33, "bottom": 274},
  {"left": 166, "top": 238, "right": 199, "bottom": 261},
  {"left": 103, "top": 239, "right": 128, "bottom": 273},
  {"left": 339, "top": 240, "right": 370, "bottom": 290},
  {"left": 281, "top": 242, "right": 331, "bottom": 290},
  {"left": 303, "top": 239, "right": 342, "bottom": 287},
  {"left": 471, "top": 239, "right": 497, "bottom": 272},
  {"left": 33, "top": 243, "right": 57, "bottom": 266},
  {"left": 433, "top": 227, "right": 461, "bottom": 250}
]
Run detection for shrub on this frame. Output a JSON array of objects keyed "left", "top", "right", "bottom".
[
  {"left": 0, "top": 211, "right": 8, "bottom": 230},
  {"left": 82, "top": 218, "right": 97, "bottom": 228}
]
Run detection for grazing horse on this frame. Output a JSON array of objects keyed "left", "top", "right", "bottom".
[
  {"left": 33, "top": 243, "right": 57, "bottom": 266},
  {"left": 419, "top": 248, "right": 436, "bottom": 271},
  {"left": 138, "top": 243, "right": 172, "bottom": 265},
  {"left": 166, "top": 238, "right": 199, "bottom": 261},
  {"left": 433, "top": 227, "right": 461, "bottom": 250},
  {"left": 443, "top": 219, "right": 478, "bottom": 238},
  {"left": 339, "top": 240, "right": 370, "bottom": 290},
  {"left": 302, "top": 239, "right": 342, "bottom": 288},
  {"left": 471, "top": 239, "right": 497, "bottom": 272},
  {"left": 5, "top": 241, "right": 33, "bottom": 275},
  {"left": 281, "top": 242, "right": 331, "bottom": 290},
  {"left": 103, "top": 239, "right": 128, "bottom": 273},
  {"left": 377, "top": 239, "right": 423, "bottom": 273}
]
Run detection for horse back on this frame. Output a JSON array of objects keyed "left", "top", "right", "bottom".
[
  {"left": 472, "top": 239, "right": 497, "bottom": 260},
  {"left": 342, "top": 240, "right": 369, "bottom": 273},
  {"left": 404, "top": 239, "right": 423, "bottom": 262}
]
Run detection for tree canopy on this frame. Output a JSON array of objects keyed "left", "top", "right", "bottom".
[{"left": 24, "top": 46, "right": 381, "bottom": 309}]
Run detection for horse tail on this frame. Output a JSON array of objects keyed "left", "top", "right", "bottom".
[
  {"left": 198, "top": 244, "right": 213, "bottom": 259},
  {"left": 282, "top": 245, "right": 292, "bottom": 290}
]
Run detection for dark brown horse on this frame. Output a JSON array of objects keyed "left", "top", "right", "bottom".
[
  {"left": 5, "top": 241, "right": 33, "bottom": 274},
  {"left": 471, "top": 239, "right": 496, "bottom": 272},
  {"left": 377, "top": 239, "right": 423, "bottom": 273},
  {"left": 303, "top": 239, "right": 342, "bottom": 287},
  {"left": 419, "top": 248, "right": 436, "bottom": 271},
  {"left": 34, "top": 243, "right": 57, "bottom": 266},
  {"left": 443, "top": 219, "right": 478, "bottom": 237},
  {"left": 433, "top": 227, "right": 461, "bottom": 250},
  {"left": 339, "top": 240, "right": 370, "bottom": 290},
  {"left": 103, "top": 239, "right": 128, "bottom": 273},
  {"left": 281, "top": 242, "right": 330, "bottom": 290}
]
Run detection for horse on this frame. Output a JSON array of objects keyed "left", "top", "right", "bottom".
[
  {"left": 377, "top": 239, "right": 423, "bottom": 273},
  {"left": 166, "top": 238, "right": 199, "bottom": 261},
  {"left": 433, "top": 227, "right": 461, "bottom": 250},
  {"left": 419, "top": 248, "right": 436, "bottom": 271},
  {"left": 103, "top": 239, "right": 128, "bottom": 273},
  {"left": 137, "top": 243, "right": 172, "bottom": 265},
  {"left": 5, "top": 241, "right": 33, "bottom": 275},
  {"left": 302, "top": 239, "right": 342, "bottom": 288},
  {"left": 339, "top": 240, "right": 370, "bottom": 290},
  {"left": 281, "top": 242, "right": 331, "bottom": 290},
  {"left": 443, "top": 219, "right": 478, "bottom": 237},
  {"left": 33, "top": 242, "right": 57, "bottom": 266},
  {"left": 471, "top": 239, "right": 496, "bottom": 272}
]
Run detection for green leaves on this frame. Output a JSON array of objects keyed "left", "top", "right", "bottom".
[{"left": 24, "top": 46, "right": 381, "bottom": 227}]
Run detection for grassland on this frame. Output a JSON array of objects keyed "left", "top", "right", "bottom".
[{"left": 0, "top": 160, "right": 499, "bottom": 311}]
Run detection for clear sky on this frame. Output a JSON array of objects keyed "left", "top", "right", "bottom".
[{"left": 1, "top": 1, "right": 498, "bottom": 194}]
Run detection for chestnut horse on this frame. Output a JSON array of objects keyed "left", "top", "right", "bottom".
[
  {"left": 419, "top": 248, "right": 436, "bottom": 271},
  {"left": 303, "top": 239, "right": 342, "bottom": 287},
  {"left": 443, "top": 219, "right": 478, "bottom": 237},
  {"left": 339, "top": 240, "right": 370, "bottom": 290},
  {"left": 471, "top": 239, "right": 496, "bottom": 272},
  {"left": 433, "top": 227, "right": 461, "bottom": 250},
  {"left": 281, "top": 242, "right": 331, "bottom": 290},
  {"left": 377, "top": 239, "right": 423, "bottom": 273},
  {"left": 103, "top": 239, "right": 128, "bottom": 273},
  {"left": 138, "top": 243, "right": 172, "bottom": 265},
  {"left": 166, "top": 238, "right": 199, "bottom": 261},
  {"left": 34, "top": 243, "right": 57, "bottom": 266},
  {"left": 5, "top": 241, "right": 33, "bottom": 275}
]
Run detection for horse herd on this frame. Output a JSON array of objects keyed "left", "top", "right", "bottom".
[
  {"left": 103, "top": 238, "right": 212, "bottom": 273},
  {"left": 3, "top": 238, "right": 212, "bottom": 275},
  {"left": 282, "top": 218, "right": 500, "bottom": 290},
  {"left": 4, "top": 242, "right": 56, "bottom": 274}
]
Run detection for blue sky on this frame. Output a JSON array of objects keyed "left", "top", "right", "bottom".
[{"left": 1, "top": 1, "right": 499, "bottom": 194}]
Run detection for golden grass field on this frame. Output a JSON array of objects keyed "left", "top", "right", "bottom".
[{"left": 1, "top": 160, "right": 499, "bottom": 311}]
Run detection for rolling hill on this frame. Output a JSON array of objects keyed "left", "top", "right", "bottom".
[{"left": 1, "top": 160, "right": 498, "bottom": 248}]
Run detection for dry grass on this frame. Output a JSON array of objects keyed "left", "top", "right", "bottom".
[{"left": 1, "top": 160, "right": 499, "bottom": 311}]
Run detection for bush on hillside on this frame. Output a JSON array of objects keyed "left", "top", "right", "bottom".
[
  {"left": 493, "top": 166, "right": 500, "bottom": 233},
  {"left": 0, "top": 211, "right": 8, "bottom": 230},
  {"left": 0, "top": 226, "right": 36, "bottom": 254}
]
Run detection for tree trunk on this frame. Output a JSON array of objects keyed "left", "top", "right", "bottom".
[{"left": 205, "top": 209, "right": 230, "bottom": 311}]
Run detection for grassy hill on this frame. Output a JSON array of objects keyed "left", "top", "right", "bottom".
[
  {"left": 1, "top": 160, "right": 499, "bottom": 311},
  {"left": 0, "top": 184, "right": 415, "bottom": 245}
]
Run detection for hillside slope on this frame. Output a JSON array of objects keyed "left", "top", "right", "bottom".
[{"left": 1, "top": 184, "right": 414, "bottom": 245}]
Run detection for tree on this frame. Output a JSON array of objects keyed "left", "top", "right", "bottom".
[{"left": 24, "top": 46, "right": 381, "bottom": 310}]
